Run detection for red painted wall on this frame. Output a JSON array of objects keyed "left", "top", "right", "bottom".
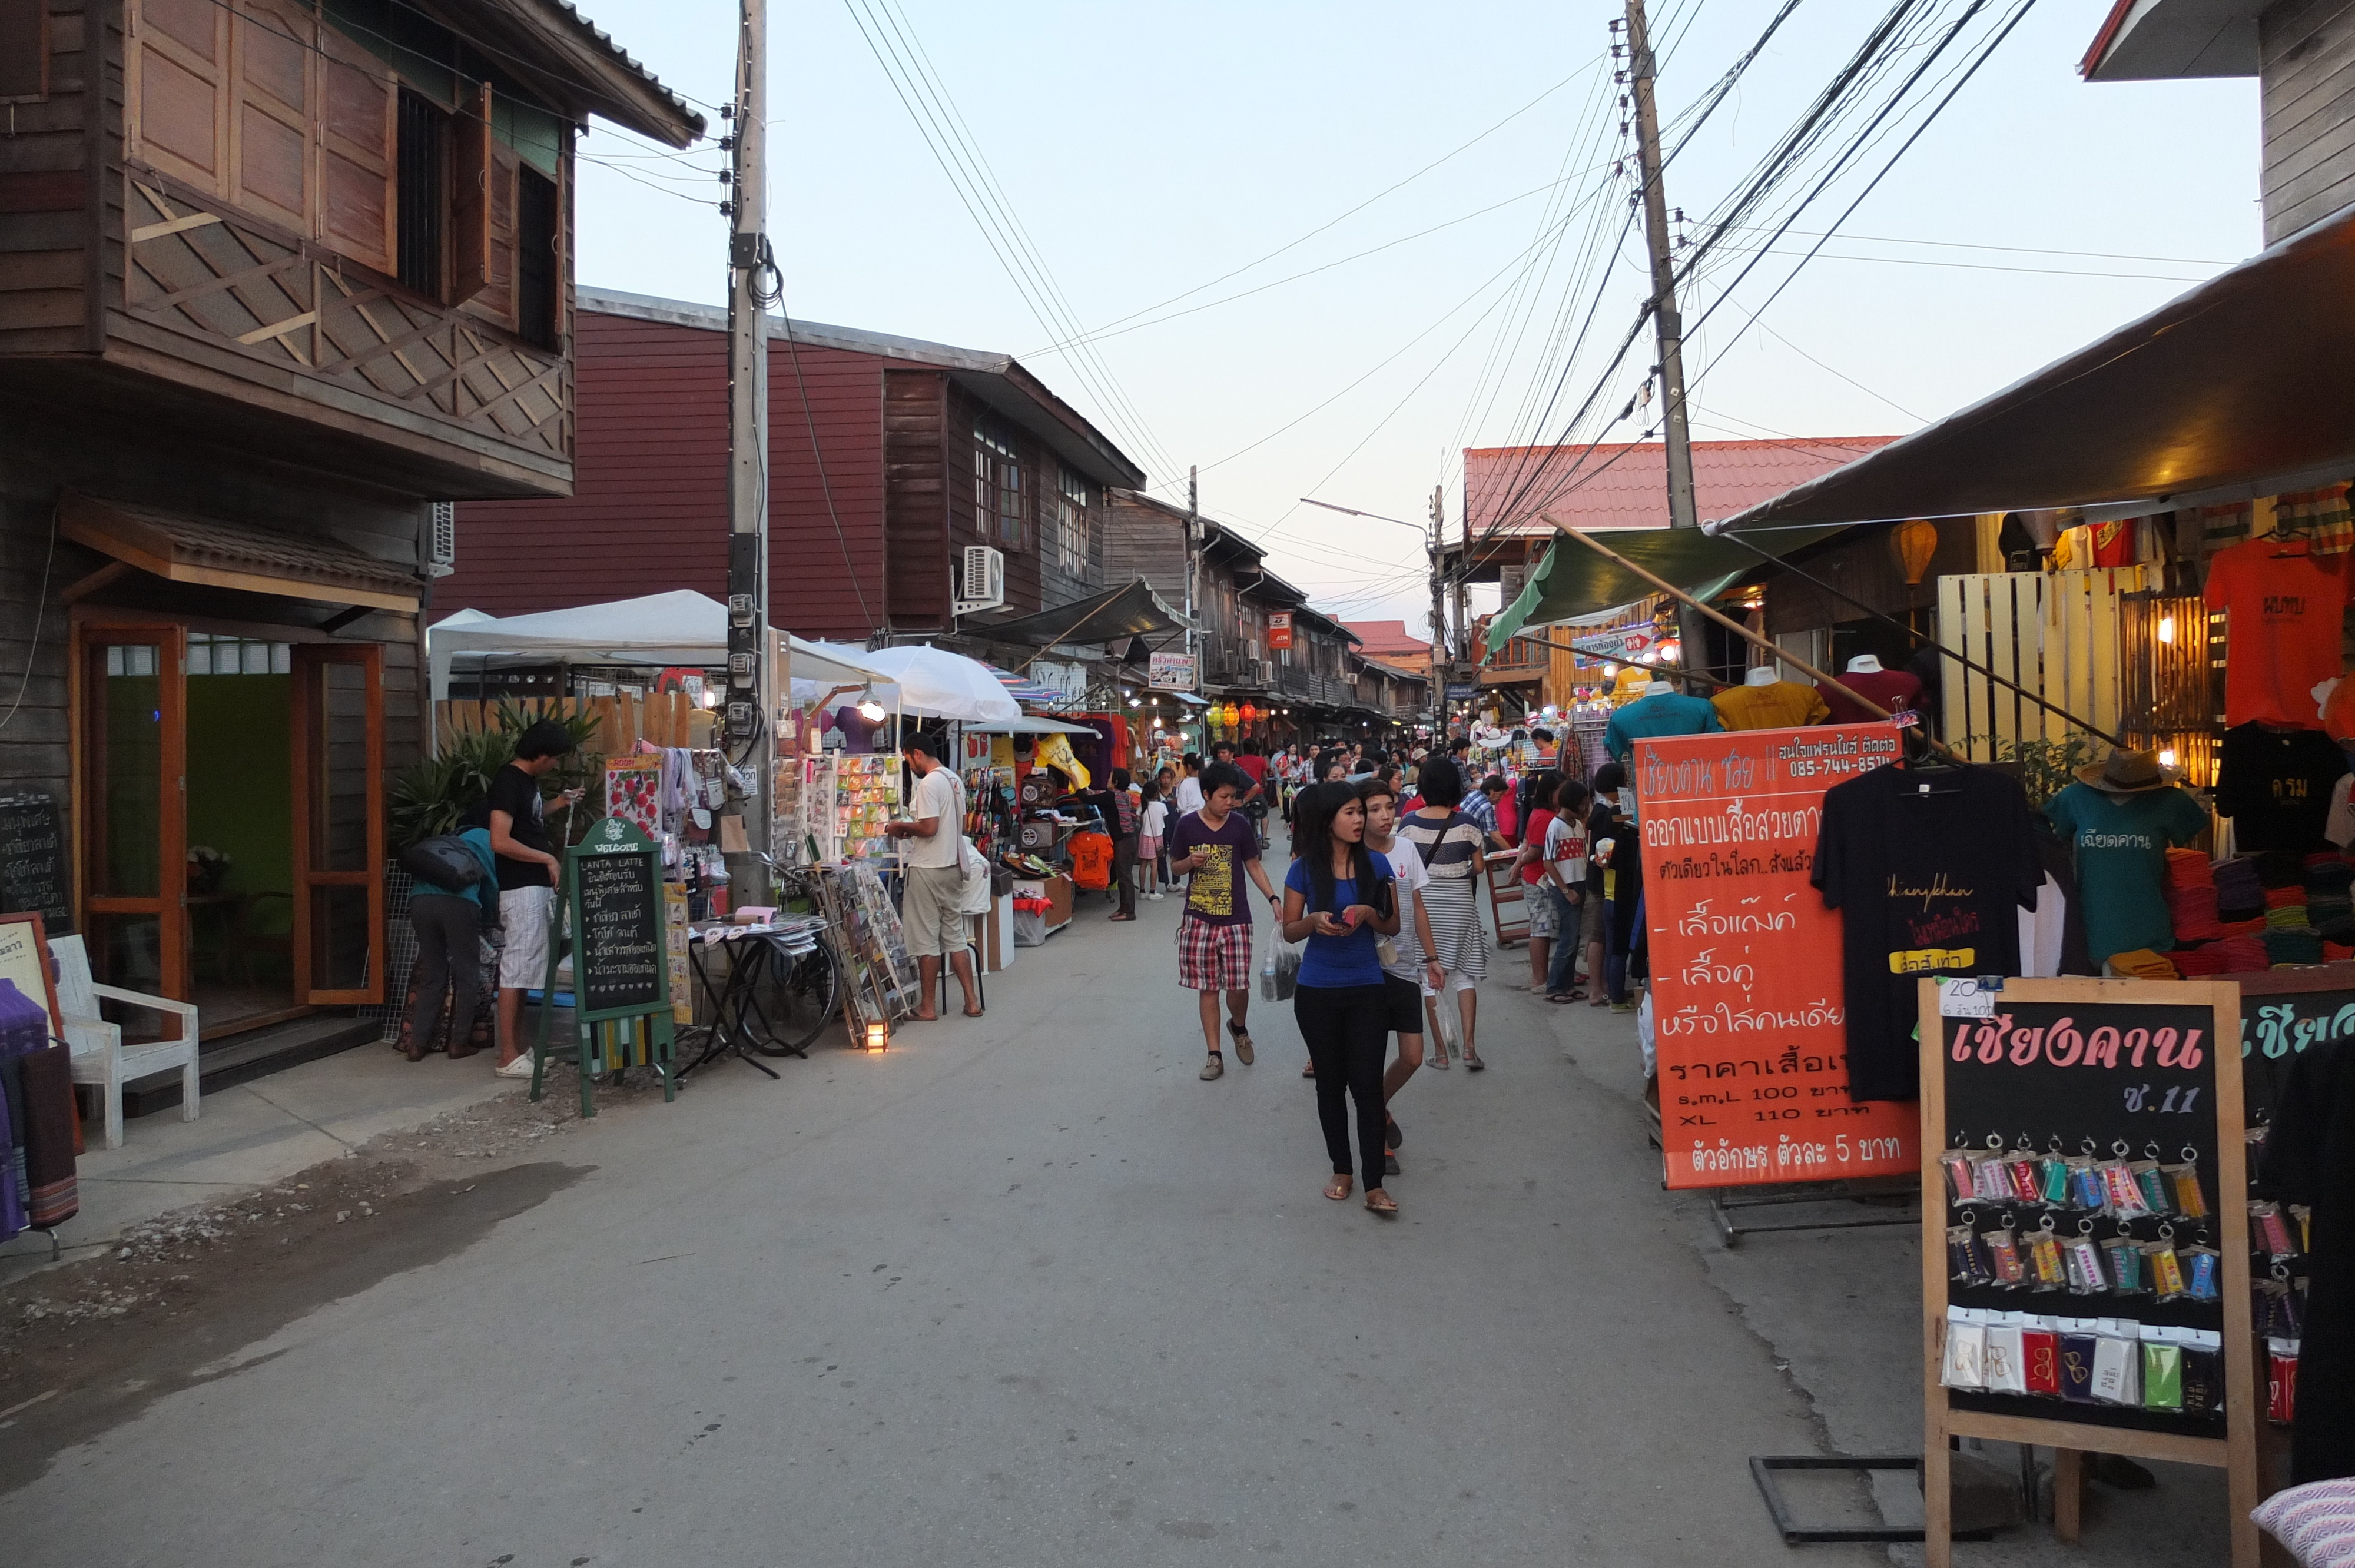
[{"left": 442, "top": 309, "right": 887, "bottom": 639}]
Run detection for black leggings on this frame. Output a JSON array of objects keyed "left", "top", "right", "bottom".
[
  {"left": 407, "top": 892, "right": 483, "bottom": 1051},
  {"left": 1293, "top": 981, "right": 1390, "bottom": 1192}
]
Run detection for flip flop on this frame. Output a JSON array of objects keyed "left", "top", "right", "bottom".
[
  {"left": 1364, "top": 1190, "right": 1399, "bottom": 1216},
  {"left": 1324, "top": 1175, "right": 1352, "bottom": 1201}
]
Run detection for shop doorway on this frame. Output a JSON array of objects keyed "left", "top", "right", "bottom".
[{"left": 77, "top": 622, "right": 384, "bottom": 1039}]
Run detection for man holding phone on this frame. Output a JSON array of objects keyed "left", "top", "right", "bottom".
[{"left": 470, "top": 719, "right": 581, "bottom": 1078}]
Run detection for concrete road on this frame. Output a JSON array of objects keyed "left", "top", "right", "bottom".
[{"left": 1, "top": 884, "right": 1875, "bottom": 1567}]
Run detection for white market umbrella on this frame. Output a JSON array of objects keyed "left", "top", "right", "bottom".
[{"left": 854, "top": 643, "right": 1022, "bottom": 723}]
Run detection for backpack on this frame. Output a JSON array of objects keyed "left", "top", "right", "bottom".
[
  {"left": 402, "top": 833, "right": 485, "bottom": 891},
  {"left": 1068, "top": 829, "right": 1115, "bottom": 891}
]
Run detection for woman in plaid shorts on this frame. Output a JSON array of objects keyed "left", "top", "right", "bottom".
[{"left": 1167, "top": 761, "right": 1282, "bottom": 1081}]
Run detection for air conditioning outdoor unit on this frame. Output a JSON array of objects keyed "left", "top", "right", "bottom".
[
  {"left": 426, "top": 501, "right": 456, "bottom": 577},
  {"left": 954, "top": 544, "right": 1004, "bottom": 616},
  {"left": 1261, "top": 660, "right": 1278, "bottom": 686}
]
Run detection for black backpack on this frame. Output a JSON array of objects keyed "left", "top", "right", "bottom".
[{"left": 402, "top": 833, "right": 484, "bottom": 890}]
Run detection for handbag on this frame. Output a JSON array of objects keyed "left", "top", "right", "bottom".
[{"left": 956, "top": 834, "right": 992, "bottom": 916}]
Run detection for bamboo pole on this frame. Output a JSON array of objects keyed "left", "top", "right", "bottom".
[{"left": 1542, "top": 516, "right": 1965, "bottom": 763}]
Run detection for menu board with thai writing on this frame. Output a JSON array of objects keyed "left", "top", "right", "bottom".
[
  {"left": 0, "top": 793, "right": 71, "bottom": 935},
  {"left": 1634, "top": 725, "right": 1915, "bottom": 1188},
  {"left": 566, "top": 818, "right": 666, "bottom": 1018}
]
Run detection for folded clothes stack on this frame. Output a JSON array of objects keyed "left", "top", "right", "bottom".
[
  {"left": 2329, "top": 941, "right": 2355, "bottom": 962},
  {"left": 2107, "top": 948, "right": 2182, "bottom": 981},
  {"left": 2170, "top": 944, "right": 2232, "bottom": 975},
  {"left": 2267, "top": 903, "right": 2315, "bottom": 929},
  {"left": 2165, "top": 847, "right": 2214, "bottom": 889},
  {"left": 2167, "top": 882, "right": 2225, "bottom": 941},
  {"left": 2264, "top": 929, "right": 2326, "bottom": 966},
  {"left": 2256, "top": 850, "right": 2310, "bottom": 889},
  {"left": 2202, "top": 934, "right": 2273, "bottom": 974},
  {"left": 2265, "top": 885, "right": 2309, "bottom": 909},
  {"left": 2305, "top": 853, "right": 2354, "bottom": 890},
  {"left": 2213, "top": 855, "right": 2267, "bottom": 923},
  {"left": 2221, "top": 916, "right": 2271, "bottom": 937}
]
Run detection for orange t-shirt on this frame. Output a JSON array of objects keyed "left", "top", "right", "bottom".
[{"left": 2204, "top": 538, "right": 2350, "bottom": 728}]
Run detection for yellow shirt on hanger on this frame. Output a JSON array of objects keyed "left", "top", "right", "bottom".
[{"left": 1710, "top": 680, "right": 1832, "bottom": 732}]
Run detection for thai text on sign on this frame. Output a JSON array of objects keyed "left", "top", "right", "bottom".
[{"left": 1635, "top": 724, "right": 1917, "bottom": 1189}]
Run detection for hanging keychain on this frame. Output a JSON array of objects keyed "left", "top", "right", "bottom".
[
  {"left": 2250, "top": 1201, "right": 2297, "bottom": 1258},
  {"left": 1948, "top": 1220, "right": 1992, "bottom": 1285},
  {"left": 2102, "top": 1220, "right": 2146, "bottom": 1295},
  {"left": 2181, "top": 1234, "right": 2221, "bottom": 1303},
  {"left": 2037, "top": 1138, "right": 2073, "bottom": 1207},
  {"left": 2062, "top": 1220, "right": 2107, "bottom": 1295},
  {"left": 2026, "top": 1215, "right": 2069, "bottom": 1291},
  {"left": 2102, "top": 1140, "right": 2150, "bottom": 1217},
  {"left": 2131, "top": 1142, "right": 2172, "bottom": 1216},
  {"left": 2164, "top": 1145, "right": 2208, "bottom": 1220},
  {"left": 2146, "top": 1222, "right": 2188, "bottom": 1301},
  {"left": 1939, "top": 1141, "right": 1976, "bottom": 1206},
  {"left": 1984, "top": 1214, "right": 2026, "bottom": 1287},
  {"left": 2005, "top": 1134, "right": 2043, "bottom": 1205},
  {"left": 2069, "top": 1140, "right": 2107, "bottom": 1212}
]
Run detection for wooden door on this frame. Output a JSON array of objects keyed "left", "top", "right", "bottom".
[
  {"left": 78, "top": 623, "right": 189, "bottom": 1002},
  {"left": 290, "top": 642, "right": 383, "bottom": 1004}
]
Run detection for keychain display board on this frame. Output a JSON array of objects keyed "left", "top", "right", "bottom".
[
  {"left": 1634, "top": 724, "right": 1916, "bottom": 1188},
  {"left": 834, "top": 753, "right": 900, "bottom": 863},
  {"left": 533, "top": 816, "right": 676, "bottom": 1117},
  {"left": 1917, "top": 976, "right": 2257, "bottom": 1568}
]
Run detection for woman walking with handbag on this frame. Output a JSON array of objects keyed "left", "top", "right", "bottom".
[{"left": 1280, "top": 782, "right": 1402, "bottom": 1215}]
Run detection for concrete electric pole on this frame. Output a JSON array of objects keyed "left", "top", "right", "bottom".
[
  {"left": 1428, "top": 484, "right": 1449, "bottom": 740},
  {"left": 724, "top": 0, "right": 771, "bottom": 876},
  {"left": 1623, "top": 0, "right": 1710, "bottom": 689}
]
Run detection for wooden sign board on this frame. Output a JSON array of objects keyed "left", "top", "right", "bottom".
[
  {"left": 0, "top": 911, "right": 62, "bottom": 1036},
  {"left": 533, "top": 816, "right": 675, "bottom": 1117},
  {"left": 2233, "top": 961, "right": 2355, "bottom": 1125},
  {"left": 1634, "top": 725, "right": 1915, "bottom": 1188},
  {"left": 1916, "top": 976, "right": 2257, "bottom": 1567},
  {"left": 0, "top": 794, "right": 71, "bottom": 936}
]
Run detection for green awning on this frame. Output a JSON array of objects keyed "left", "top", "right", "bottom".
[{"left": 1484, "top": 524, "right": 1851, "bottom": 657}]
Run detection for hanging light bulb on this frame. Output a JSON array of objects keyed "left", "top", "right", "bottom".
[{"left": 857, "top": 697, "right": 887, "bottom": 722}]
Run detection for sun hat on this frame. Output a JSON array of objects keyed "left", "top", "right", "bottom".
[{"left": 2074, "top": 748, "right": 2177, "bottom": 794}]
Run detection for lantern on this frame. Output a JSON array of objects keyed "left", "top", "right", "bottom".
[
  {"left": 1892, "top": 519, "right": 1939, "bottom": 585},
  {"left": 1221, "top": 702, "right": 1240, "bottom": 727},
  {"left": 1240, "top": 702, "right": 1258, "bottom": 724},
  {"left": 863, "top": 1020, "right": 889, "bottom": 1053}
]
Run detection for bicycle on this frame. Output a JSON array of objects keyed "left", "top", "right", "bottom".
[{"left": 677, "top": 854, "right": 844, "bottom": 1068}]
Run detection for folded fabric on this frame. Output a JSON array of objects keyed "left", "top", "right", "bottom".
[
  {"left": 2264, "top": 929, "right": 2326, "bottom": 966},
  {"left": 2165, "top": 847, "right": 2215, "bottom": 889},
  {"left": 2107, "top": 948, "right": 2181, "bottom": 980},
  {"left": 2220, "top": 913, "right": 2271, "bottom": 934},
  {"left": 2308, "top": 892, "right": 2353, "bottom": 925},
  {"left": 2170, "top": 945, "right": 2232, "bottom": 976},
  {"left": 2329, "top": 941, "right": 2355, "bottom": 964},
  {"left": 2322, "top": 916, "right": 2355, "bottom": 945},
  {"left": 2267, "top": 885, "right": 2311, "bottom": 909},
  {"left": 2208, "top": 935, "right": 2273, "bottom": 974},
  {"left": 2165, "top": 885, "right": 2226, "bottom": 942},
  {"left": 2267, "top": 906, "right": 2314, "bottom": 930},
  {"left": 2257, "top": 851, "right": 2311, "bottom": 889}
]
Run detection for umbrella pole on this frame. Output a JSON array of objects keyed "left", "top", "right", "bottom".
[{"left": 1543, "top": 517, "right": 1965, "bottom": 765}]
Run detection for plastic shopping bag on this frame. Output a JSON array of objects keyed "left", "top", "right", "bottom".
[{"left": 1260, "top": 919, "right": 1302, "bottom": 1001}]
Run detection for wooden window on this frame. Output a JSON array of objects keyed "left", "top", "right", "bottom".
[
  {"left": 317, "top": 16, "right": 395, "bottom": 274},
  {"left": 394, "top": 89, "right": 443, "bottom": 297},
  {"left": 132, "top": 0, "right": 230, "bottom": 188},
  {"left": 0, "top": 0, "right": 48, "bottom": 101},
  {"left": 973, "top": 426, "right": 1023, "bottom": 550},
  {"left": 1056, "top": 467, "right": 1089, "bottom": 576},
  {"left": 515, "top": 164, "right": 559, "bottom": 348},
  {"left": 230, "top": 0, "right": 314, "bottom": 234},
  {"left": 447, "top": 82, "right": 493, "bottom": 307}
]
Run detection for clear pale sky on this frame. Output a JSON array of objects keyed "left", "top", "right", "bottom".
[{"left": 570, "top": 0, "right": 2259, "bottom": 630}]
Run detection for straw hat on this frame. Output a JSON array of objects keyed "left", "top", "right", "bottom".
[{"left": 2074, "top": 748, "right": 2177, "bottom": 794}]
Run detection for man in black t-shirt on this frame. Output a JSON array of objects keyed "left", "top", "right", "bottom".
[{"left": 465, "top": 719, "right": 581, "bottom": 1077}]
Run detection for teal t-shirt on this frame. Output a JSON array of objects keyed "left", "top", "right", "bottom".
[
  {"left": 1603, "top": 692, "right": 1722, "bottom": 765},
  {"left": 2043, "top": 783, "right": 2208, "bottom": 963}
]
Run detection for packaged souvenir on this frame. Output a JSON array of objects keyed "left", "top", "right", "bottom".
[
  {"left": 2268, "top": 1337, "right": 2301, "bottom": 1425},
  {"left": 2102, "top": 1231, "right": 2146, "bottom": 1295},
  {"left": 2026, "top": 1221, "right": 2068, "bottom": 1291},
  {"left": 1941, "top": 1308, "right": 1986, "bottom": 1391},
  {"left": 2062, "top": 1229, "right": 2107, "bottom": 1295},
  {"left": 2130, "top": 1157, "right": 2172, "bottom": 1217},
  {"left": 2164, "top": 1151, "right": 2208, "bottom": 1220},
  {"left": 1946, "top": 1223, "right": 1991, "bottom": 1285},
  {"left": 2142, "top": 1331, "right": 2184, "bottom": 1412},
  {"left": 2250, "top": 1201, "right": 2296, "bottom": 1258},
  {"left": 2068, "top": 1152, "right": 2107, "bottom": 1212},
  {"left": 1939, "top": 1148, "right": 1975, "bottom": 1205},
  {"left": 2004, "top": 1149, "right": 2042, "bottom": 1205},
  {"left": 2036, "top": 1151, "right": 2072, "bottom": 1207},
  {"left": 1982, "top": 1317, "right": 2028, "bottom": 1394},
  {"left": 2057, "top": 1323, "right": 2100, "bottom": 1403},
  {"left": 2145, "top": 1234, "right": 2188, "bottom": 1301},
  {"left": 2101, "top": 1150, "right": 2150, "bottom": 1217},
  {"left": 2181, "top": 1244, "right": 2221, "bottom": 1303},
  {"left": 2181, "top": 1330, "right": 2225, "bottom": 1417},
  {"left": 2021, "top": 1318, "right": 2061, "bottom": 1396},
  {"left": 1971, "top": 1150, "right": 2012, "bottom": 1203},
  {"left": 2091, "top": 1322, "right": 2142, "bottom": 1406},
  {"left": 2291, "top": 1204, "right": 2312, "bottom": 1253},
  {"left": 1984, "top": 1224, "right": 2026, "bottom": 1287}
]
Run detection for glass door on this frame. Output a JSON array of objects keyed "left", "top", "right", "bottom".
[
  {"left": 291, "top": 643, "right": 384, "bottom": 1004},
  {"left": 78, "top": 623, "right": 188, "bottom": 1000}
]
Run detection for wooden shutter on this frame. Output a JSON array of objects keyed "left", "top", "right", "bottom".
[
  {"left": 228, "top": 0, "right": 313, "bottom": 234},
  {"left": 447, "top": 82, "right": 493, "bottom": 306},
  {"left": 316, "top": 17, "right": 394, "bottom": 274},
  {"left": 0, "top": 0, "right": 49, "bottom": 101},
  {"left": 131, "top": 0, "right": 230, "bottom": 191}
]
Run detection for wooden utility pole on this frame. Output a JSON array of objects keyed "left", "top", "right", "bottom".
[
  {"left": 1622, "top": 0, "right": 1709, "bottom": 689},
  {"left": 1428, "top": 484, "right": 1449, "bottom": 740},
  {"left": 724, "top": 0, "right": 771, "bottom": 869}
]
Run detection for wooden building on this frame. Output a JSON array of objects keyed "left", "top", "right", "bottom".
[
  {"left": 443, "top": 288, "right": 1146, "bottom": 641},
  {"left": 0, "top": 0, "right": 697, "bottom": 1050}
]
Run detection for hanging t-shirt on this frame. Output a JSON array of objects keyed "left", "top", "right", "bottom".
[
  {"left": 2216, "top": 721, "right": 2351, "bottom": 852},
  {"left": 1603, "top": 691, "right": 1720, "bottom": 763},
  {"left": 1711, "top": 680, "right": 1832, "bottom": 732},
  {"left": 1812, "top": 765, "right": 2044, "bottom": 1102},
  {"left": 2042, "top": 783, "right": 2209, "bottom": 964},
  {"left": 1283, "top": 853, "right": 1395, "bottom": 988},
  {"left": 2203, "top": 537, "right": 2351, "bottom": 727},
  {"left": 1167, "top": 809, "right": 1261, "bottom": 926},
  {"left": 1816, "top": 668, "right": 1923, "bottom": 726}
]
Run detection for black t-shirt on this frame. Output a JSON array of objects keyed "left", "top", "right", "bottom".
[
  {"left": 1811, "top": 764, "right": 2044, "bottom": 1102},
  {"left": 2216, "top": 722, "right": 2349, "bottom": 853},
  {"left": 468, "top": 763, "right": 553, "bottom": 891}
]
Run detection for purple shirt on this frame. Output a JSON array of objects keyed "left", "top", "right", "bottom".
[{"left": 1169, "top": 809, "right": 1262, "bottom": 926}]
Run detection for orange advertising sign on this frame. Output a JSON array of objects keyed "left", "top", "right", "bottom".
[
  {"left": 1633, "top": 724, "right": 1918, "bottom": 1188},
  {"left": 1266, "top": 612, "right": 1293, "bottom": 651}
]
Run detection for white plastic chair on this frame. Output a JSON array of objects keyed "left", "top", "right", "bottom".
[{"left": 52, "top": 935, "right": 200, "bottom": 1150}]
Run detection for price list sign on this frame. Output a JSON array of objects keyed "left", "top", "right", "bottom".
[
  {"left": 534, "top": 816, "right": 676, "bottom": 1117},
  {"left": 576, "top": 852, "right": 662, "bottom": 1012},
  {"left": 1634, "top": 725, "right": 1915, "bottom": 1189},
  {"left": 1915, "top": 977, "right": 2258, "bottom": 1568}
]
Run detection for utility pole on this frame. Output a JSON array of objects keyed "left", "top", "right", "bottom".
[
  {"left": 723, "top": 0, "right": 770, "bottom": 876},
  {"left": 1428, "top": 484, "right": 1448, "bottom": 742},
  {"left": 1184, "top": 463, "right": 1199, "bottom": 671},
  {"left": 1622, "top": 0, "right": 1709, "bottom": 690}
]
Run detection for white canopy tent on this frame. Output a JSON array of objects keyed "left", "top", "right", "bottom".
[
  {"left": 427, "top": 590, "right": 894, "bottom": 701},
  {"left": 804, "top": 641, "right": 1021, "bottom": 723}
]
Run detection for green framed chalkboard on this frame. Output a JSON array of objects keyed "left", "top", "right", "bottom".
[{"left": 532, "top": 816, "right": 675, "bottom": 1117}]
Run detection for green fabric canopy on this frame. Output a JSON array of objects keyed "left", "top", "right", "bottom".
[{"left": 1483, "top": 524, "right": 1851, "bottom": 656}]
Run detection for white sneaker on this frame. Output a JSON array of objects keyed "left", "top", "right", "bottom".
[
  {"left": 1148, "top": 891, "right": 1165, "bottom": 901},
  {"left": 495, "top": 1053, "right": 537, "bottom": 1079}
]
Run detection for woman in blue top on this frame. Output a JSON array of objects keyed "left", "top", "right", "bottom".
[
  {"left": 1281, "top": 782, "right": 1402, "bottom": 1215},
  {"left": 404, "top": 826, "right": 499, "bottom": 1063}
]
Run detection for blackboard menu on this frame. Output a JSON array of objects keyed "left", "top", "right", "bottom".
[
  {"left": 0, "top": 794, "right": 71, "bottom": 934},
  {"left": 2234, "top": 968, "right": 2355, "bottom": 1128},
  {"left": 575, "top": 851, "right": 662, "bottom": 1013},
  {"left": 1923, "top": 981, "right": 2249, "bottom": 1441}
]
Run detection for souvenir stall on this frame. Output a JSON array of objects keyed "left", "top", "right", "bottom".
[{"left": 956, "top": 715, "right": 1099, "bottom": 962}]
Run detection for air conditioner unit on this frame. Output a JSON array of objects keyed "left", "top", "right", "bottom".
[
  {"left": 954, "top": 544, "right": 1004, "bottom": 616},
  {"left": 1261, "top": 660, "right": 1278, "bottom": 686},
  {"left": 426, "top": 501, "right": 456, "bottom": 577}
]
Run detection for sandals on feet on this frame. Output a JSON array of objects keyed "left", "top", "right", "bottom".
[
  {"left": 1464, "top": 1054, "right": 1487, "bottom": 1072},
  {"left": 1324, "top": 1174, "right": 1352, "bottom": 1201},
  {"left": 1365, "top": 1190, "right": 1398, "bottom": 1215}
]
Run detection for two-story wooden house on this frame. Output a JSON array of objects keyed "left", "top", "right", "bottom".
[{"left": 0, "top": 0, "right": 697, "bottom": 1044}]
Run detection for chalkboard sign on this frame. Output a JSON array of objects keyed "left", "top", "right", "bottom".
[
  {"left": 533, "top": 816, "right": 675, "bottom": 1118},
  {"left": 2233, "top": 964, "right": 2355, "bottom": 1127},
  {"left": 0, "top": 794, "right": 71, "bottom": 935},
  {"left": 1915, "top": 978, "right": 2258, "bottom": 1568}
]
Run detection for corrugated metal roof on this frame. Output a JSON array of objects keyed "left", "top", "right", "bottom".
[
  {"left": 524, "top": 0, "right": 704, "bottom": 142},
  {"left": 1342, "top": 620, "right": 1429, "bottom": 657},
  {"left": 1462, "top": 435, "right": 1902, "bottom": 540}
]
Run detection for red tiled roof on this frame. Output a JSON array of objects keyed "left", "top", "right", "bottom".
[
  {"left": 1342, "top": 619, "right": 1429, "bottom": 656},
  {"left": 1462, "top": 435, "right": 1902, "bottom": 539}
]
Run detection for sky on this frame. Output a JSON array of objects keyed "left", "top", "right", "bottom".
[{"left": 569, "top": 0, "right": 2260, "bottom": 633}]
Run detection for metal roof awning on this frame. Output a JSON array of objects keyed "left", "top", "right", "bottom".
[
  {"left": 62, "top": 491, "right": 422, "bottom": 612},
  {"left": 969, "top": 578, "right": 1187, "bottom": 647},
  {"left": 1709, "top": 202, "right": 2355, "bottom": 535},
  {"left": 1484, "top": 523, "right": 1849, "bottom": 650}
]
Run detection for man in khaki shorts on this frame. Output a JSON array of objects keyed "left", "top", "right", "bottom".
[{"left": 886, "top": 733, "right": 981, "bottom": 1020}]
